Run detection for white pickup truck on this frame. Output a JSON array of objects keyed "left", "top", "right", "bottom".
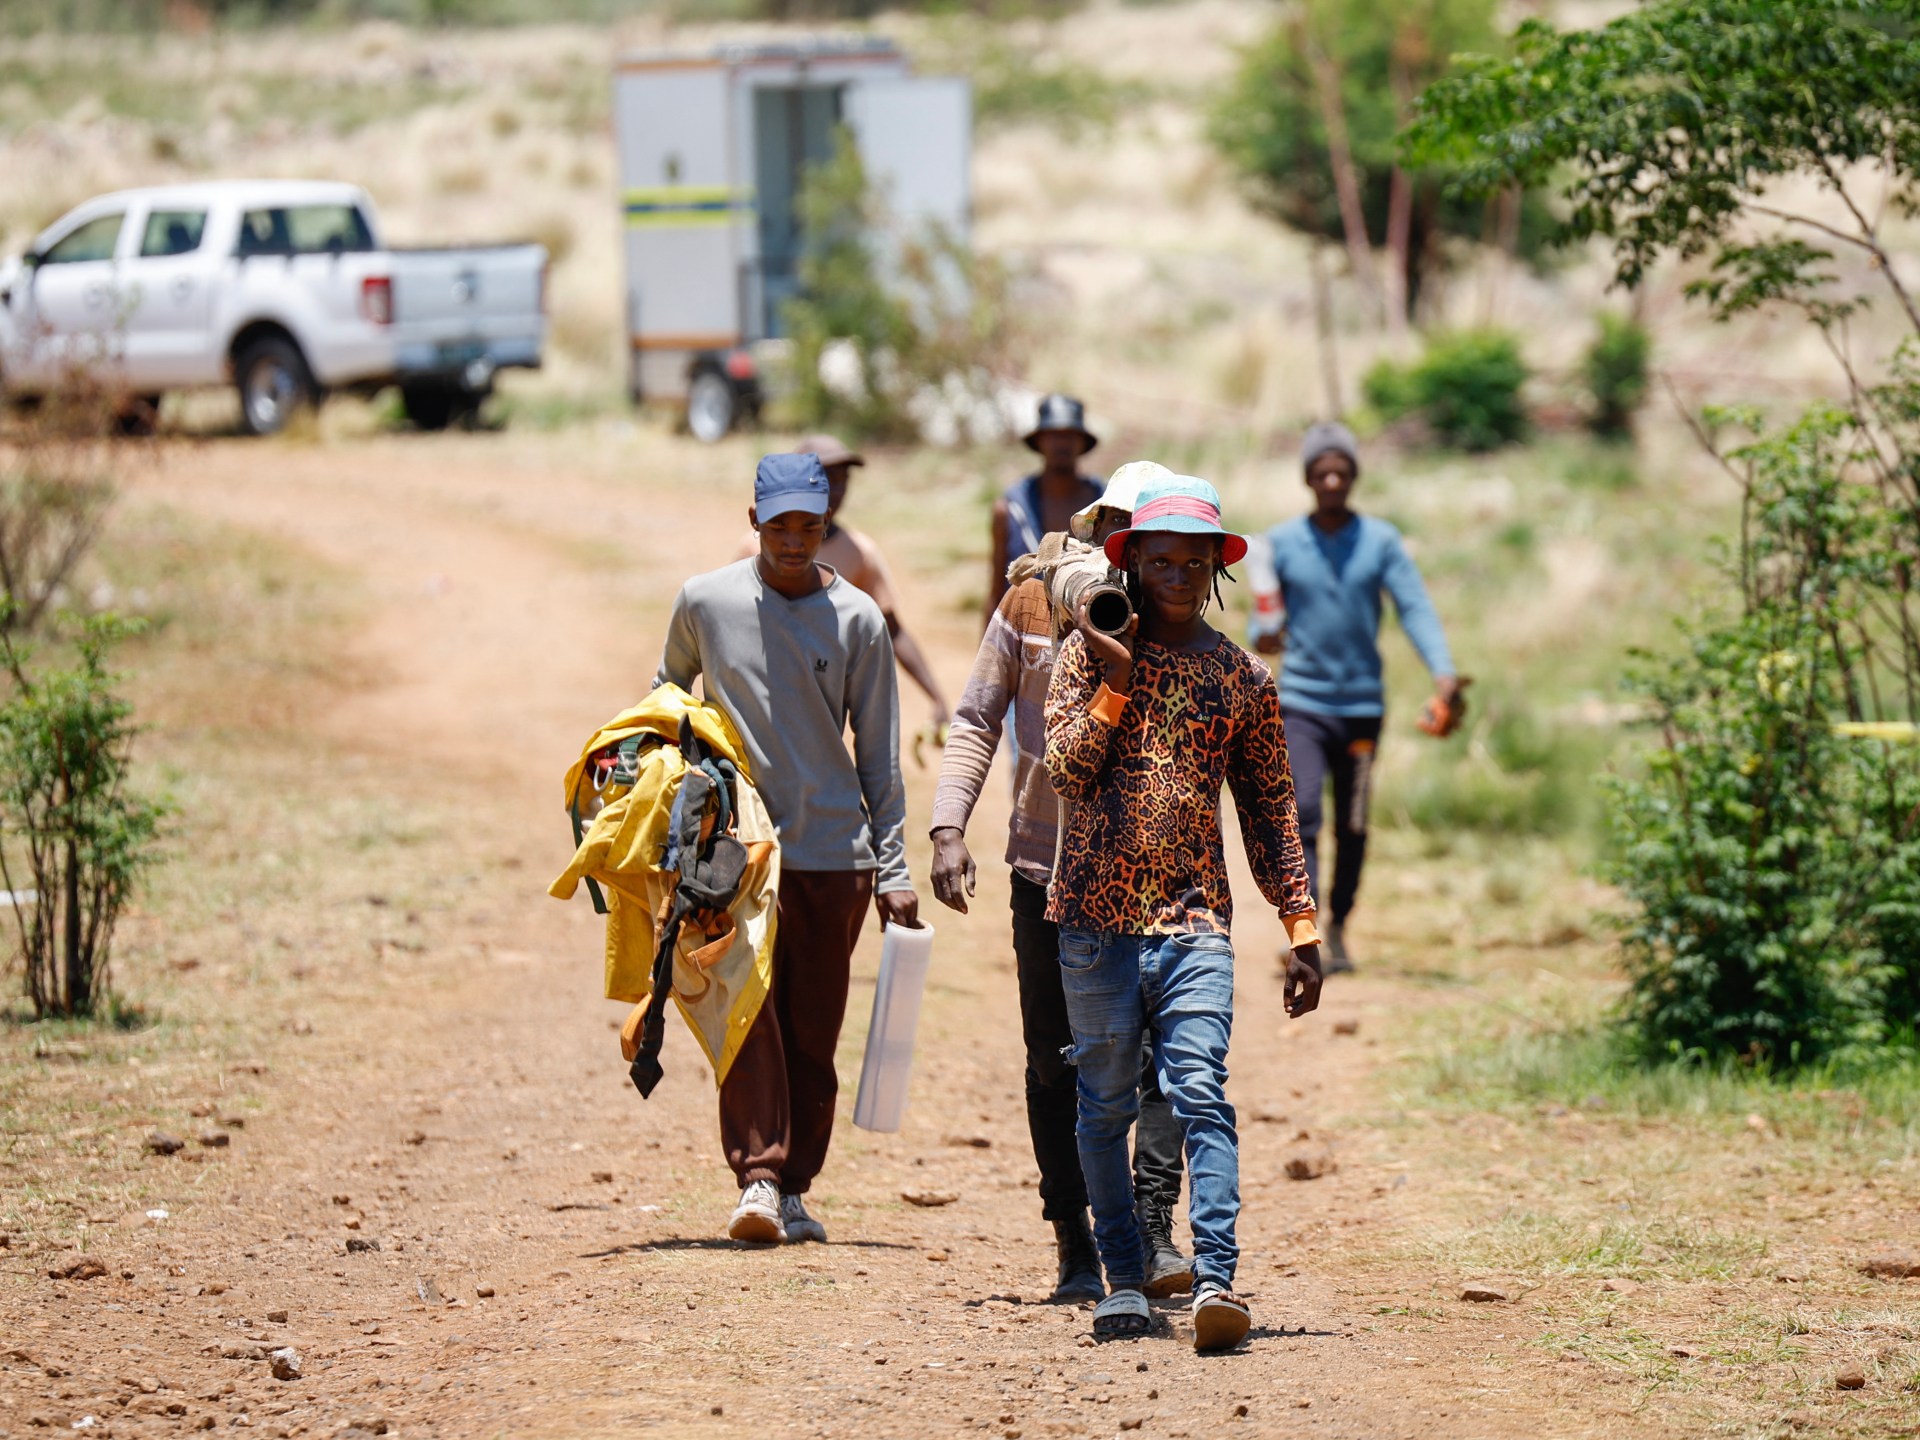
[{"left": 0, "top": 179, "right": 547, "bottom": 434}]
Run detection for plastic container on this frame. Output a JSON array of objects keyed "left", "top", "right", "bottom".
[{"left": 852, "top": 920, "right": 936, "bottom": 1133}]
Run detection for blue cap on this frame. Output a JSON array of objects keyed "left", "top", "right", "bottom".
[{"left": 754, "top": 452, "right": 831, "bottom": 521}]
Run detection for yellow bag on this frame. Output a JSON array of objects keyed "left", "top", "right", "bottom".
[{"left": 549, "top": 686, "right": 779, "bottom": 1088}]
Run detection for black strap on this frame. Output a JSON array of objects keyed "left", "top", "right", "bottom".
[
  {"left": 627, "top": 902, "right": 683, "bottom": 1098},
  {"left": 567, "top": 772, "right": 609, "bottom": 916}
]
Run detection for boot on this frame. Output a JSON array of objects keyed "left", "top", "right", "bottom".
[
  {"left": 1325, "top": 919, "right": 1355, "bottom": 974},
  {"left": 1049, "top": 1213, "right": 1105, "bottom": 1304},
  {"left": 1139, "top": 1201, "right": 1192, "bottom": 1299}
]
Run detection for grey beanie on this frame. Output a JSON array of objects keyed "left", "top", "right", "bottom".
[{"left": 1301, "top": 421, "right": 1361, "bottom": 476}]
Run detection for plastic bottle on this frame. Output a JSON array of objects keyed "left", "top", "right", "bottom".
[{"left": 852, "top": 921, "right": 936, "bottom": 1133}]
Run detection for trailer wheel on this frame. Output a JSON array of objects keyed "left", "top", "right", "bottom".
[
  {"left": 235, "top": 335, "right": 315, "bottom": 437},
  {"left": 686, "top": 369, "right": 736, "bottom": 444}
]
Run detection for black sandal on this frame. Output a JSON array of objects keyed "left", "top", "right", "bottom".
[{"left": 1092, "top": 1288, "right": 1152, "bottom": 1339}]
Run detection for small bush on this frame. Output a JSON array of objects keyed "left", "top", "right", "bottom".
[
  {"left": 1414, "top": 330, "right": 1530, "bottom": 451},
  {"left": 782, "top": 130, "right": 1027, "bottom": 445},
  {"left": 1605, "top": 405, "right": 1920, "bottom": 1069},
  {"left": 0, "top": 613, "right": 165, "bottom": 1019},
  {"left": 1361, "top": 355, "right": 1420, "bottom": 421},
  {"left": 1583, "top": 312, "right": 1651, "bottom": 438},
  {"left": 1362, "top": 330, "right": 1529, "bottom": 451}
]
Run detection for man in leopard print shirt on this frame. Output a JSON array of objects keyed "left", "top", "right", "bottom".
[{"left": 1044, "top": 473, "right": 1324, "bottom": 1353}]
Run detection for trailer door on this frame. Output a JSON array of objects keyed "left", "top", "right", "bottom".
[
  {"left": 844, "top": 77, "right": 971, "bottom": 241},
  {"left": 615, "top": 63, "right": 744, "bottom": 373}
]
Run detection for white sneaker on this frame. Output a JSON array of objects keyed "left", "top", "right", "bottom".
[
  {"left": 780, "top": 1192, "right": 827, "bottom": 1243},
  {"left": 727, "top": 1179, "right": 783, "bottom": 1244}
]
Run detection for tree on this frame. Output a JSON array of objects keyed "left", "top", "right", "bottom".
[
  {"left": 1412, "top": 0, "right": 1920, "bottom": 1066},
  {"left": 1406, "top": 0, "right": 1920, "bottom": 331},
  {"left": 1211, "top": 0, "right": 1544, "bottom": 330}
]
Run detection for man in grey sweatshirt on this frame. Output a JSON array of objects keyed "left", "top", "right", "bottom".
[{"left": 655, "top": 451, "right": 920, "bottom": 1246}]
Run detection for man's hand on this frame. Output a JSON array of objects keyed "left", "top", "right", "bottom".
[
  {"left": 1417, "top": 676, "right": 1471, "bottom": 738},
  {"left": 1284, "top": 942, "right": 1323, "bottom": 1018},
  {"left": 1253, "top": 632, "right": 1282, "bottom": 656},
  {"left": 930, "top": 827, "right": 977, "bottom": 914},
  {"left": 1077, "top": 598, "right": 1137, "bottom": 692},
  {"left": 877, "top": 888, "right": 921, "bottom": 930}
]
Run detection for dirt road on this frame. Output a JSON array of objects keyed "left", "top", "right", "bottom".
[{"left": 1, "top": 429, "right": 1908, "bottom": 1440}]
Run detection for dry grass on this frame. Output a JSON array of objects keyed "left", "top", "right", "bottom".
[
  {"left": 0, "top": 495, "right": 456, "bottom": 1251},
  {"left": 6, "top": 4, "right": 1914, "bottom": 442}
]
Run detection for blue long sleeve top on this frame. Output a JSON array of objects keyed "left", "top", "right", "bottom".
[{"left": 1261, "top": 515, "right": 1454, "bottom": 717}]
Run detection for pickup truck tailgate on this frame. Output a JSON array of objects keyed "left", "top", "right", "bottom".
[{"left": 389, "top": 243, "right": 546, "bottom": 378}]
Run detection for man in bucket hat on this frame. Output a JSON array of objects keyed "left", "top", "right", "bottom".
[
  {"left": 658, "top": 451, "right": 920, "bottom": 1246},
  {"left": 1045, "top": 472, "right": 1323, "bottom": 1351},
  {"left": 932, "top": 461, "right": 1193, "bottom": 1305},
  {"left": 984, "top": 393, "right": 1103, "bottom": 627}
]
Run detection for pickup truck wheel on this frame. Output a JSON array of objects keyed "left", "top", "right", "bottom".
[
  {"left": 114, "top": 395, "right": 162, "bottom": 438},
  {"left": 686, "top": 370, "right": 736, "bottom": 444},
  {"left": 400, "top": 383, "right": 456, "bottom": 432},
  {"left": 236, "top": 336, "right": 315, "bottom": 437}
]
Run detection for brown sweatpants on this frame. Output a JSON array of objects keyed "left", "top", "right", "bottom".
[{"left": 719, "top": 868, "right": 874, "bottom": 1192}]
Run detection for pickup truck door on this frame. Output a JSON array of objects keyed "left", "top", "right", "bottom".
[
  {"left": 13, "top": 209, "right": 129, "bottom": 387},
  {"left": 121, "top": 204, "right": 217, "bottom": 388}
]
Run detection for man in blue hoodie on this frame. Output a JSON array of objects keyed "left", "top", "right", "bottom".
[{"left": 1253, "top": 423, "right": 1462, "bottom": 972}]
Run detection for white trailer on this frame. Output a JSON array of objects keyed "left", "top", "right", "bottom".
[{"left": 613, "top": 37, "right": 971, "bottom": 441}]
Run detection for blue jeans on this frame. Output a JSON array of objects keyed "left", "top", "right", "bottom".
[{"left": 1058, "top": 928, "right": 1239, "bottom": 1292}]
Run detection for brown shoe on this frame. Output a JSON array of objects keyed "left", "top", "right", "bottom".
[{"left": 1192, "top": 1287, "right": 1251, "bottom": 1353}]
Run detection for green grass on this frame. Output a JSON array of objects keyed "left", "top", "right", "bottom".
[
  {"left": 1411, "top": 1004, "right": 1920, "bottom": 1154},
  {"left": 1431, "top": 1210, "right": 1767, "bottom": 1283}
]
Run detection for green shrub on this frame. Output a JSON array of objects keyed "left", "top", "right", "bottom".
[
  {"left": 1605, "top": 406, "right": 1920, "bottom": 1069},
  {"left": 1411, "top": 330, "right": 1530, "bottom": 451},
  {"left": 0, "top": 613, "right": 166, "bottom": 1019},
  {"left": 1583, "top": 312, "right": 1651, "bottom": 439},
  {"left": 1361, "top": 355, "right": 1419, "bottom": 421},
  {"left": 1362, "top": 331, "right": 1530, "bottom": 450}
]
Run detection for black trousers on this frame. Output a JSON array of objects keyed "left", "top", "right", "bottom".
[
  {"left": 1282, "top": 708, "right": 1384, "bottom": 926},
  {"left": 1010, "top": 871, "right": 1183, "bottom": 1224}
]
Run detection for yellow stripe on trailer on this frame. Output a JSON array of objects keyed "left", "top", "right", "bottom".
[{"left": 623, "top": 186, "right": 754, "bottom": 228}]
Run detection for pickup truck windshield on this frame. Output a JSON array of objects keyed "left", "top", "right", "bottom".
[
  {"left": 141, "top": 210, "right": 207, "bottom": 257},
  {"left": 237, "top": 205, "right": 374, "bottom": 257}
]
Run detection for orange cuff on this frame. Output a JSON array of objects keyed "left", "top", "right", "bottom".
[
  {"left": 1283, "top": 912, "right": 1321, "bottom": 949},
  {"left": 1089, "top": 684, "right": 1130, "bottom": 726}
]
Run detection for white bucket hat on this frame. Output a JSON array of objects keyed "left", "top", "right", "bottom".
[{"left": 1070, "top": 460, "right": 1174, "bottom": 542}]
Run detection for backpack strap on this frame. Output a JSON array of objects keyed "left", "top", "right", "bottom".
[{"left": 567, "top": 770, "right": 610, "bottom": 917}]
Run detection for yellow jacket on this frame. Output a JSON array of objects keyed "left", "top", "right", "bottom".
[{"left": 549, "top": 686, "right": 779, "bottom": 1087}]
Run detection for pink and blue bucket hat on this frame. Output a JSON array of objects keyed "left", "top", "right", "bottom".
[{"left": 1103, "top": 474, "right": 1248, "bottom": 567}]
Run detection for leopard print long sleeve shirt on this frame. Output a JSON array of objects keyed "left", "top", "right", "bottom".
[{"left": 1043, "top": 628, "right": 1317, "bottom": 938}]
